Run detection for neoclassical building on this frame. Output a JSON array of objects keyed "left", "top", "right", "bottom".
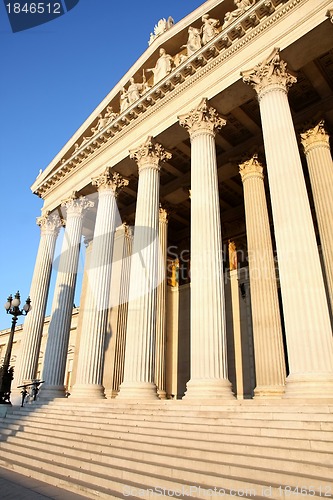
[{"left": 11, "top": 0, "right": 333, "bottom": 403}]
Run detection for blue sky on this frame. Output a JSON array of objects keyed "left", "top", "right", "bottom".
[{"left": 0, "top": 0, "right": 204, "bottom": 330}]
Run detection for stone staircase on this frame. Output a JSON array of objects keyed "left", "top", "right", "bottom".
[{"left": 0, "top": 400, "right": 332, "bottom": 499}]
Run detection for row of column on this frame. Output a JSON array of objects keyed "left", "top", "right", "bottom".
[{"left": 16, "top": 48, "right": 333, "bottom": 400}]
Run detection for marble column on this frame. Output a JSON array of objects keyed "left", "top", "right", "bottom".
[
  {"left": 70, "top": 237, "right": 93, "bottom": 389},
  {"left": 179, "top": 98, "right": 233, "bottom": 399},
  {"left": 71, "top": 170, "right": 128, "bottom": 399},
  {"left": 41, "top": 195, "right": 93, "bottom": 399},
  {"left": 239, "top": 154, "right": 286, "bottom": 397},
  {"left": 118, "top": 137, "right": 171, "bottom": 399},
  {"left": 111, "top": 223, "right": 133, "bottom": 397},
  {"left": 300, "top": 120, "right": 333, "bottom": 316},
  {"left": 242, "top": 49, "right": 333, "bottom": 397},
  {"left": 13, "top": 213, "right": 62, "bottom": 389},
  {"left": 155, "top": 206, "right": 168, "bottom": 399}
]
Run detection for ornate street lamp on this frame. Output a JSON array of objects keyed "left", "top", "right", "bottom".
[{"left": 0, "top": 291, "right": 31, "bottom": 404}]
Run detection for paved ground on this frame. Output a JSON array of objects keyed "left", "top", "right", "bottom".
[{"left": 0, "top": 466, "right": 88, "bottom": 499}]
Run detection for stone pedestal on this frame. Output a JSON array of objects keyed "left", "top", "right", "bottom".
[
  {"left": 13, "top": 213, "right": 62, "bottom": 390},
  {"left": 242, "top": 49, "right": 333, "bottom": 398},
  {"left": 240, "top": 155, "right": 286, "bottom": 397},
  {"left": 41, "top": 195, "right": 93, "bottom": 400},
  {"left": 179, "top": 98, "right": 233, "bottom": 399},
  {"left": 118, "top": 137, "right": 171, "bottom": 399},
  {"left": 71, "top": 170, "right": 128, "bottom": 399},
  {"left": 300, "top": 120, "right": 333, "bottom": 317}
]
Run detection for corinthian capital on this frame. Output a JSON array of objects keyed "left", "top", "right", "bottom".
[
  {"left": 178, "top": 98, "right": 226, "bottom": 136},
  {"left": 300, "top": 120, "right": 330, "bottom": 153},
  {"left": 61, "top": 192, "right": 94, "bottom": 217},
  {"left": 130, "top": 136, "right": 172, "bottom": 172},
  {"left": 239, "top": 154, "right": 264, "bottom": 182},
  {"left": 37, "top": 212, "right": 63, "bottom": 235},
  {"left": 92, "top": 168, "right": 129, "bottom": 195},
  {"left": 241, "top": 48, "right": 297, "bottom": 97}
]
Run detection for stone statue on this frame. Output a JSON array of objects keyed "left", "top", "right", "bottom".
[
  {"left": 120, "top": 87, "right": 130, "bottom": 113},
  {"left": 90, "top": 106, "right": 119, "bottom": 135},
  {"left": 147, "top": 48, "right": 174, "bottom": 86},
  {"left": 201, "top": 14, "right": 220, "bottom": 45},
  {"left": 148, "top": 16, "right": 174, "bottom": 45},
  {"left": 127, "top": 76, "right": 148, "bottom": 105},
  {"left": 182, "top": 26, "right": 202, "bottom": 56},
  {"left": 222, "top": 0, "right": 256, "bottom": 28},
  {"left": 228, "top": 240, "right": 238, "bottom": 271}
]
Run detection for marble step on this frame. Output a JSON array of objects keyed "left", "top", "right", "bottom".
[
  {"left": 5, "top": 410, "right": 333, "bottom": 438},
  {"left": 1, "top": 420, "right": 330, "bottom": 466},
  {"left": 0, "top": 446, "right": 277, "bottom": 500},
  {"left": 0, "top": 455, "right": 162, "bottom": 500},
  {"left": 16, "top": 401, "right": 333, "bottom": 418},
  {"left": 2, "top": 431, "right": 332, "bottom": 478},
  {"left": 0, "top": 441, "right": 330, "bottom": 499},
  {"left": 1, "top": 416, "right": 332, "bottom": 453},
  {"left": 10, "top": 405, "right": 333, "bottom": 429}
]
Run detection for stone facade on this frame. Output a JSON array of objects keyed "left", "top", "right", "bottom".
[{"left": 2, "top": 0, "right": 333, "bottom": 403}]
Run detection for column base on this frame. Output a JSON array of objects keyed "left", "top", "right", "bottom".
[
  {"left": 183, "top": 378, "right": 234, "bottom": 400},
  {"left": 70, "top": 384, "right": 106, "bottom": 400},
  {"left": 157, "top": 389, "right": 167, "bottom": 400},
  {"left": 254, "top": 385, "right": 285, "bottom": 398},
  {"left": 284, "top": 373, "right": 333, "bottom": 398},
  {"left": 117, "top": 382, "right": 159, "bottom": 400},
  {"left": 39, "top": 385, "right": 66, "bottom": 400}
]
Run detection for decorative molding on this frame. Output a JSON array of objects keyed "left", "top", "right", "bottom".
[
  {"left": 300, "top": 119, "right": 331, "bottom": 154},
  {"left": 130, "top": 136, "right": 172, "bottom": 171},
  {"left": 239, "top": 153, "right": 264, "bottom": 181},
  {"left": 36, "top": 212, "right": 63, "bottom": 235},
  {"left": 61, "top": 193, "right": 94, "bottom": 217},
  {"left": 178, "top": 97, "right": 226, "bottom": 136},
  {"left": 241, "top": 47, "right": 297, "bottom": 96},
  {"left": 92, "top": 168, "right": 129, "bottom": 195}
]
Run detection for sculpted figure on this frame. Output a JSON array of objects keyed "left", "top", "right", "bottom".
[
  {"left": 201, "top": 14, "right": 220, "bottom": 45},
  {"left": 120, "top": 87, "right": 130, "bottom": 113},
  {"left": 147, "top": 48, "right": 174, "bottom": 86},
  {"left": 222, "top": 0, "right": 255, "bottom": 27},
  {"left": 127, "top": 76, "right": 147, "bottom": 105},
  {"left": 91, "top": 106, "right": 118, "bottom": 134},
  {"left": 182, "top": 26, "right": 202, "bottom": 56}
]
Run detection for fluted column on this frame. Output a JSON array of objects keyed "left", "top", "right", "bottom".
[
  {"left": 242, "top": 49, "right": 333, "bottom": 397},
  {"left": 111, "top": 224, "right": 133, "bottom": 396},
  {"left": 300, "top": 120, "right": 333, "bottom": 316},
  {"left": 118, "top": 137, "right": 171, "bottom": 399},
  {"left": 41, "top": 195, "right": 93, "bottom": 399},
  {"left": 13, "top": 213, "right": 62, "bottom": 389},
  {"left": 155, "top": 206, "right": 169, "bottom": 399},
  {"left": 71, "top": 170, "right": 128, "bottom": 399},
  {"left": 179, "top": 98, "right": 233, "bottom": 399},
  {"left": 239, "top": 154, "right": 286, "bottom": 397}
]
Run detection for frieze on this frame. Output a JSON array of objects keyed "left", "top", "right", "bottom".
[{"left": 34, "top": 0, "right": 300, "bottom": 199}]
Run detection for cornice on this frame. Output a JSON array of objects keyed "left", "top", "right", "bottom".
[{"left": 33, "top": 0, "right": 312, "bottom": 199}]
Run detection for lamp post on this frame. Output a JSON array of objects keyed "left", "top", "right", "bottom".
[{"left": 0, "top": 291, "right": 31, "bottom": 404}]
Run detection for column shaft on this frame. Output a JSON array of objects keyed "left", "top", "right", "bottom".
[
  {"left": 155, "top": 207, "right": 168, "bottom": 399},
  {"left": 301, "top": 121, "right": 333, "bottom": 316},
  {"left": 240, "top": 155, "right": 286, "bottom": 397},
  {"left": 118, "top": 137, "right": 171, "bottom": 399},
  {"left": 13, "top": 214, "right": 62, "bottom": 389},
  {"left": 41, "top": 195, "right": 93, "bottom": 399},
  {"left": 179, "top": 98, "right": 233, "bottom": 399},
  {"left": 71, "top": 171, "right": 128, "bottom": 399},
  {"left": 242, "top": 49, "right": 333, "bottom": 397}
]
